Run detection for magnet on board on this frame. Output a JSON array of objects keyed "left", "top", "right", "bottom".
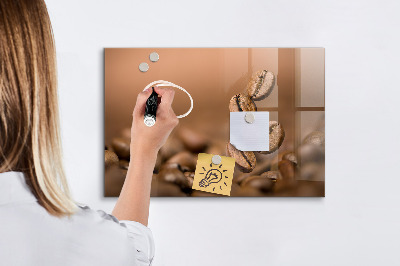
[
  {"left": 244, "top": 113, "right": 255, "bottom": 124},
  {"left": 139, "top": 62, "right": 149, "bottom": 72},
  {"left": 149, "top": 52, "right": 159, "bottom": 62},
  {"left": 211, "top": 155, "right": 222, "bottom": 165}
]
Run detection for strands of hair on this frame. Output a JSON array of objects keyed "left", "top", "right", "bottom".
[{"left": 0, "top": 0, "right": 76, "bottom": 216}]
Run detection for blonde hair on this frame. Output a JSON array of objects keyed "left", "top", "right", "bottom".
[{"left": 0, "top": 0, "right": 76, "bottom": 216}]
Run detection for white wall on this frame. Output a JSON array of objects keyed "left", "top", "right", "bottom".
[{"left": 46, "top": 0, "right": 400, "bottom": 265}]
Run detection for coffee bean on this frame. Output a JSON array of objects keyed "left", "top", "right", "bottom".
[
  {"left": 166, "top": 151, "right": 197, "bottom": 171},
  {"left": 111, "top": 137, "right": 130, "bottom": 159},
  {"left": 229, "top": 93, "right": 257, "bottom": 112},
  {"left": 159, "top": 135, "right": 185, "bottom": 161},
  {"left": 160, "top": 162, "right": 179, "bottom": 171},
  {"left": 241, "top": 175, "right": 275, "bottom": 193},
  {"left": 303, "top": 131, "right": 324, "bottom": 146},
  {"left": 298, "top": 163, "right": 325, "bottom": 181},
  {"left": 104, "top": 165, "right": 126, "bottom": 197},
  {"left": 278, "top": 159, "right": 296, "bottom": 180},
  {"left": 234, "top": 158, "right": 272, "bottom": 184},
  {"left": 226, "top": 143, "right": 256, "bottom": 173},
  {"left": 282, "top": 151, "right": 297, "bottom": 165},
  {"left": 151, "top": 179, "right": 186, "bottom": 197},
  {"left": 260, "top": 170, "right": 281, "bottom": 182},
  {"left": 160, "top": 162, "right": 191, "bottom": 173},
  {"left": 119, "top": 159, "right": 129, "bottom": 170},
  {"left": 184, "top": 171, "right": 195, "bottom": 178},
  {"left": 158, "top": 168, "right": 191, "bottom": 190},
  {"left": 184, "top": 171, "right": 194, "bottom": 188},
  {"left": 105, "top": 150, "right": 119, "bottom": 169},
  {"left": 259, "top": 121, "right": 285, "bottom": 154},
  {"left": 178, "top": 127, "right": 209, "bottom": 153},
  {"left": 297, "top": 144, "right": 324, "bottom": 164},
  {"left": 246, "top": 70, "right": 275, "bottom": 101}
]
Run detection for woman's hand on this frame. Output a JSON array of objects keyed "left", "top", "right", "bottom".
[
  {"left": 112, "top": 87, "right": 178, "bottom": 225},
  {"left": 129, "top": 86, "right": 179, "bottom": 156}
]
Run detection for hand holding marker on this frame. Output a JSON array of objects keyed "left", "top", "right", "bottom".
[
  {"left": 142, "top": 80, "right": 193, "bottom": 127},
  {"left": 144, "top": 87, "right": 159, "bottom": 127}
]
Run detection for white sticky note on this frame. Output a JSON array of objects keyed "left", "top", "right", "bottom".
[{"left": 230, "top": 112, "right": 269, "bottom": 152}]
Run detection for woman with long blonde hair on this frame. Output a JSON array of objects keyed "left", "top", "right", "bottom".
[{"left": 0, "top": 0, "right": 178, "bottom": 265}]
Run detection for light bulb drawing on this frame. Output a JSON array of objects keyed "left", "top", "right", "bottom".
[{"left": 198, "top": 163, "right": 229, "bottom": 192}]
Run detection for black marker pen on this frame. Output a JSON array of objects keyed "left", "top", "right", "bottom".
[{"left": 144, "top": 87, "right": 158, "bottom": 127}]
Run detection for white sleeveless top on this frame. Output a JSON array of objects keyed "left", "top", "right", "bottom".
[{"left": 0, "top": 171, "right": 155, "bottom": 265}]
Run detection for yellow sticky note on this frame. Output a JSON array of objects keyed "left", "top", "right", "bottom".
[{"left": 192, "top": 153, "right": 235, "bottom": 196}]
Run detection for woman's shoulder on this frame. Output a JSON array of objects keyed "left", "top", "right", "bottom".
[
  {"left": 0, "top": 201, "right": 153, "bottom": 265},
  {"left": 73, "top": 203, "right": 151, "bottom": 234},
  {"left": 72, "top": 204, "right": 155, "bottom": 265},
  {"left": 70, "top": 203, "right": 146, "bottom": 243}
]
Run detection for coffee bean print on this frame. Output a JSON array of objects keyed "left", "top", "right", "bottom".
[
  {"left": 297, "top": 144, "right": 325, "bottom": 164},
  {"left": 105, "top": 150, "right": 119, "bottom": 169},
  {"left": 159, "top": 162, "right": 191, "bottom": 173},
  {"left": 178, "top": 127, "right": 209, "bottom": 153},
  {"left": 184, "top": 171, "right": 195, "bottom": 188},
  {"left": 150, "top": 178, "right": 186, "bottom": 197},
  {"left": 278, "top": 159, "right": 296, "bottom": 180},
  {"left": 119, "top": 159, "right": 129, "bottom": 170},
  {"left": 246, "top": 70, "right": 275, "bottom": 101},
  {"left": 229, "top": 93, "right": 257, "bottom": 112},
  {"left": 234, "top": 158, "right": 273, "bottom": 184},
  {"left": 111, "top": 137, "right": 130, "bottom": 159},
  {"left": 282, "top": 151, "right": 297, "bottom": 165},
  {"left": 226, "top": 143, "right": 256, "bottom": 173},
  {"left": 165, "top": 151, "right": 197, "bottom": 171},
  {"left": 298, "top": 162, "right": 325, "bottom": 181},
  {"left": 259, "top": 121, "right": 285, "bottom": 154},
  {"left": 241, "top": 175, "right": 275, "bottom": 193},
  {"left": 158, "top": 168, "right": 191, "bottom": 190},
  {"left": 302, "top": 131, "right": 325, "bottom": 146},
  {"left": 260, "top": 170, "right": 281, "bottom": 182},
  {"left": 104, "top": 165, "right": 126, "bottom": 197}
]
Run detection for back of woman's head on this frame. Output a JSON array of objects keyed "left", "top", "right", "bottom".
[{"left": 0, "top": 0, "right": 76, "bottom": 216}]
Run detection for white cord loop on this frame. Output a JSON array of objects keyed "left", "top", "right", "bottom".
[{"left": 143, "top": 80, "right": 193, "bottom": 119}]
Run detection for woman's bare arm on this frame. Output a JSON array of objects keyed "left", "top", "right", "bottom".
[{"left": 112, "top": 87, "right": 179, "bottom": 226}]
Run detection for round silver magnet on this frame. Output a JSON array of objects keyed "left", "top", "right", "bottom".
[
  {"left": 139, "top": 62, "right": 149, "bottom": 72},
  {"left": 149, "top": 52, "right": 159, "bottom": 62},
  {"left": 211, "top": 155, "right": 222, "bottom": 165},
  {"left": 244, "top": 113, "right": 255, "bottom": 124}
]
